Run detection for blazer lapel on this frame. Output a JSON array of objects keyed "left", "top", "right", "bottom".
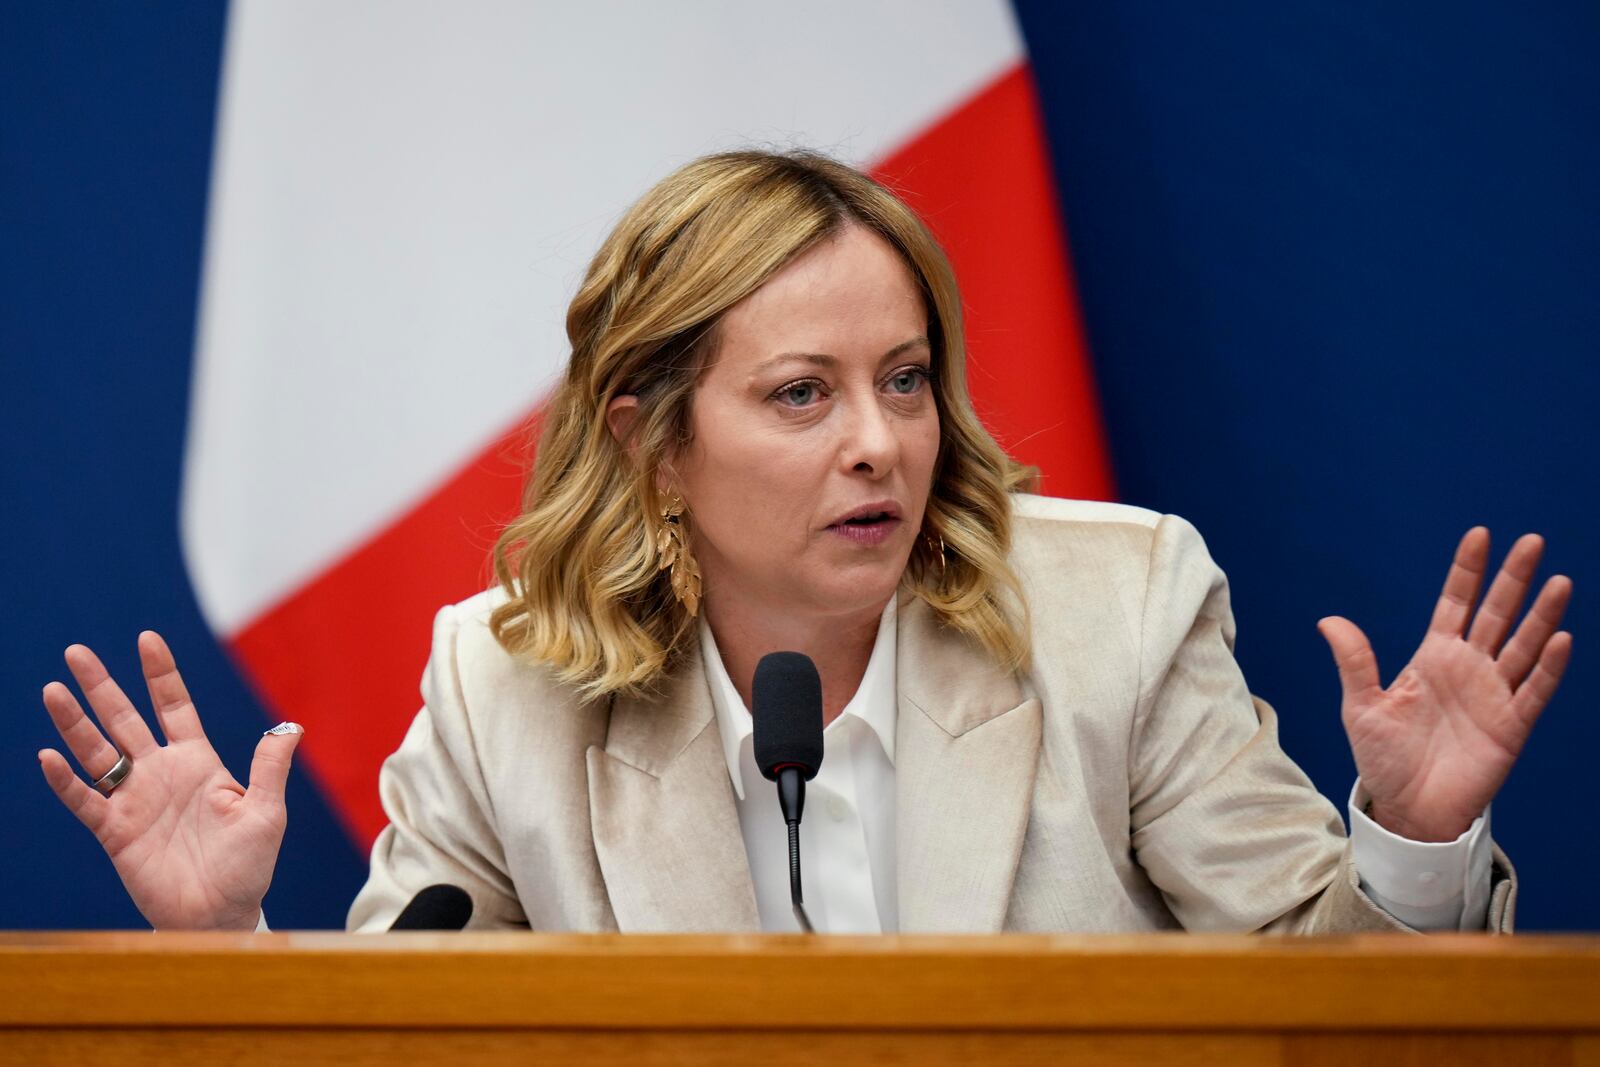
[
  {"left": 895, "top": 593, "right": 1042, "bottom": 932},
  {"left": 586, "top": 653, "right": 760, "bottom": 931}
]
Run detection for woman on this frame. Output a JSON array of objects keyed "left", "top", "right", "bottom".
[{"left": 38, "top": 150, "right": 1573, "bottom": 934}]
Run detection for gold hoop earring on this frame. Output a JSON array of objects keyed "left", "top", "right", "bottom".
[{"left": 656, "top": 494, "right": 702, "bottom": 617}]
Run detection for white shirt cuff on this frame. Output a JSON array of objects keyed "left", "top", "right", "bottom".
[
  {"left": 1347, "top": 779, "right": 1492, "bottom": 931},
  {"left": 254, "top": 910, "right": 270, "bottom": 933}
]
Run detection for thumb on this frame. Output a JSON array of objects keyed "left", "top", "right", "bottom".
[
  {"left": 246, "top": 722, "right": 304, "bottom": 808},
  {"left": 1317, "top": 616, "right": 1383, "bottom": 703}
]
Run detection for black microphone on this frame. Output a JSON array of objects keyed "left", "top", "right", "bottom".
[
  {"left": 751, "top": 651, "right": 824, "bottom": 932},
  {"left": 388, "top": 884, "right": 474, "bottom": 930}
]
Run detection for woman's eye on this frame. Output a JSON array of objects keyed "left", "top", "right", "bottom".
[
  {"left": 775, "top": 380, "right": 822, "bottom": 407},
  {"left": 886, "top": 367, "right": 929, "bottom": 394}
]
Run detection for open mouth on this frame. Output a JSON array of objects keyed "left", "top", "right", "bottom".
[{"left": 826, "top": 504, "right": 902, "bottom": 545}]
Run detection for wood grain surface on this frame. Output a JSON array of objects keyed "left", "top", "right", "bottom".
[{"left": 3, "top": 933, "right": 1596, "bottom": 1065}]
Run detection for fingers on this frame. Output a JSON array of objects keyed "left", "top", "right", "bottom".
[
  {"left": 246, "top": 723, "right": 304, "bottom": 809},
  {"left": 62, "top": 645, "right": 159, "bottom": 759},
  {"left": 1466, "top": 533, "right": 1545, "bottom": 654},
  {"left": 37, "top": 748, "right": 110, "bottom": 836},
  {"left": 1428, "top": 527, "right": 1489, "bottom": 637},
  {"left": 1497, "top": 574, "right": 1574, "bottom": 688},
  {"left": 1510, "top": 631, "right": 1573, "bottom": 731},
  {"left": 138, "top": 631, "right": 208, "bottom": 744},
  {"left": 41, "top": 681, "right": 123, "bottom": 780},
  {"left": 1318, "top": 616, "right": 1383, "bottom": 703}
]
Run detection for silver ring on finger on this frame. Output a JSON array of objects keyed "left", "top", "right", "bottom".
[{"left": 93, "top": 753, "right": 132, "bottom": 796}]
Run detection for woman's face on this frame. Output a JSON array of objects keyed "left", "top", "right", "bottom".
[{"left": 672, "top": 223, "right": 940, "bottom": 625}]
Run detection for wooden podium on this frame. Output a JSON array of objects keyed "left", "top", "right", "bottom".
[{"left": 4, "top": 932, "right": 1598, "bottom": 1064}]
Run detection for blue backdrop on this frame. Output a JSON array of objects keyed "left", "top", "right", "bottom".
[{"left": 4, "top": 2, "right": 1595, "bottom": 930}]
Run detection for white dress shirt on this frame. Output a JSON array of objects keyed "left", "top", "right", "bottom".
[
  {"left": 701, "top": 598, "right": 1493, "bottom": 934},
  {"left": 703, "top": 598, "right": 901, "bottom": 933}
]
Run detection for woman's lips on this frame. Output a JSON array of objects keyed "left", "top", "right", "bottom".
[{"left": 825, "top": 516, "right": 902, "bottom": 546}]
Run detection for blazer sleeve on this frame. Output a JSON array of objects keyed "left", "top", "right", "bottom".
[
  {"left": 345, "top": 602, "right": 528, "bottom": 932},
  {"left": 1124, "top": 514, "right": 1516, "bottom": 933}
]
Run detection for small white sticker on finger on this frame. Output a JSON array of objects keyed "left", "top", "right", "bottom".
[{"left": 262, "top": 722, "right": 304, "bottom": 737}]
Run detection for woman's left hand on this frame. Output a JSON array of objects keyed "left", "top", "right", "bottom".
[{"left": 1318, "top": 528, "right": 1573, "bottom": 842}]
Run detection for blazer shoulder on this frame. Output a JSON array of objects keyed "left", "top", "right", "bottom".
[
  {"left": 431, "top": 587, "right": 514, "bottom": 691},
  {"left": 1008, "top": 493, "right": 1164, "bottom": 578},
  {"left": 1011, "top": 492, "right": 1162, "bottom": 531},
  {"left": 1006, "top": 495, "right": 1229, "bottom": 651},
  {"left": 436, "top": 585, "right": 509, "bottom": 631},
  {"left": 427, "top": 587, "right": 594, "bottom": 735},
  {"left": 1009, "top": 494, "right": 1216, "bottom": 572}
]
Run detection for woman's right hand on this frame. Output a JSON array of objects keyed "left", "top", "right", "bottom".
[{"left": 37, "top": 631, "right": 302, "bottom": 931}]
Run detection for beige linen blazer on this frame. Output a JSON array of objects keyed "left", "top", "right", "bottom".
[{"left": 346, "top": 495, "right": 1515, "bottom": 934}]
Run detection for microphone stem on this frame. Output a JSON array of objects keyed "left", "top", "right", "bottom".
[
  {"left": 787, "top": 819, "right": 803, "bottom": 902},
  {"left": 788, "top": 819, "right": 814, "bottom": 933},
  {"left": 775, "top": 766, "right": 815, "bottom": 932}
]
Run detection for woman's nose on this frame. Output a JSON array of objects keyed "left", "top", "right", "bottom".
[{"left": 839, "top": 397, "right": 900, "bottom": 476}]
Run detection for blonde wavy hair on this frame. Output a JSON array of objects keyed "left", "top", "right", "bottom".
[{"left": 490, "top": 149, "right": 1033, "bottom": 699}]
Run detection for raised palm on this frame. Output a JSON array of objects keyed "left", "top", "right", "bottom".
[
  {"left": 37, "top": 632, "right": 302, "bottom": 930},
  {"left": 1319, "top": 529, "right": 1573, "bottom": 842}
]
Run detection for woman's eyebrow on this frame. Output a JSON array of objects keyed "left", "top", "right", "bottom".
[{"left": 752, "top": 335, "right": 931, "bottom": 375}]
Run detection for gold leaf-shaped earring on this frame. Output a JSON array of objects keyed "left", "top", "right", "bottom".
[
  {"left": 656, "top": 520, "right": 678, "bottom": 571},
  {"left": 924, "top": 530, "right": 947, "bottom": 576},
  {"left": 656, "top": 494, "right": 701, "bottom": 616}
]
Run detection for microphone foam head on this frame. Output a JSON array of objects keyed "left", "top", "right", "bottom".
[
  {"left": 752, "top": 651, "right": 824, "bottom": 781},
  {"left": 388, "top": 884, "right": 474, "bottom": 931}
]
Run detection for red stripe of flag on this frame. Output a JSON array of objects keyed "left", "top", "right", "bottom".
[{"left": 230, "top": 416, "right": 535, "bottom": 847}]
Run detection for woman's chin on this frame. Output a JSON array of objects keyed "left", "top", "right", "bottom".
[{"left": 807, "top": 563, "right": 906, "bottom": 616}]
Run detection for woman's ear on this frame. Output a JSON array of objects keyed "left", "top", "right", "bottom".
[
  {"left": 608, "top": 393, "right": 681, "bottom": 495},
  {"left": 605, "top": 394, "right": 642, "bottom": 458}
]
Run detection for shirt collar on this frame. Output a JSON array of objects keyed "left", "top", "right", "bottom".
[{"left": 701, "top": 596, "right": 899, "bottom": 801}]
